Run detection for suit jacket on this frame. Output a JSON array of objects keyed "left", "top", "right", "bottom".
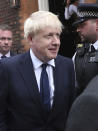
[
  {"left": 0, "top": 51, "right": 75, "bottom": 131},
  {"left": 10, "top": 51, "right": 15, "bottom": 56},
  {"left": 65, "top": 75, "right": 98, "bottom": 131}
]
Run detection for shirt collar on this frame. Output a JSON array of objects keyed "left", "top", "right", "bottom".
[
  {"left": 30, "top": 48, "right": 55, "bottom": 69},
  {"left": 93, "top": 40, "right": 98, "bottom": 50},
  {"left": 0, "top": 51, "right": 10, "bottom": 58}
]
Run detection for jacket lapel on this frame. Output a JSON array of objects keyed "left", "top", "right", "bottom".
[
  {"left": 51, "top": 61, "right": 61, "bottom": 111},
  {"left": 48, "top": 56, "right": 66, "bottom": 120},
  {"left": 17, "top": 53, "right": 65, "bottom": 120},
  {"left": 17, "top": 51, "right": 43, "bottom": 109}
]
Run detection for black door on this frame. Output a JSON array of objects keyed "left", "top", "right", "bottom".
[{"left": 49, "top": 0, "right": 77, "bottom": 58}]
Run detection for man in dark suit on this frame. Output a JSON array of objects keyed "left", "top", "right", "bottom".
[
  {"left": 0, "top": 24, "right": 15, "bottom": 59},
  {"left": 65, "top": 74, "right": 98, "bottom": 131},
  {"left": 0, "top": 11, "right": 75, "bottom": 131}
]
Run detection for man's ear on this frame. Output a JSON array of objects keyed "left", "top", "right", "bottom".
[
  {"left": 28, "top": 35, "right": 32, "bottom": 42},
  {"left": 96, "top": 19, "right": 98, "bottom": 31}
]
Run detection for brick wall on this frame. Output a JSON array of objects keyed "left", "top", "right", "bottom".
[
  {"left": 84, "top": 0, "right": 97, "bottom": 3},
  {"left": 0, "top": 0, "right": 97, "bottom": 53},
  {"left": 0, "top": 0, "right": 21, "bottom": 53},
  {"left": 19, "top": 0, "right": 38, "bottom": 52},
  {"left": 0, "top": 0, "right": 38, "bottom": 54}
]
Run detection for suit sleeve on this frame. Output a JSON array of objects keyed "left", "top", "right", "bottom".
[
  {"left": 66, "top": 93, "right": 98, "bottom": 131},
  {"left": 0, "top": 61, "right": 8, "bottom": 131},
  {"left": 65, "top": 74, "right": 98, "bottom": 131},
  {"left": 71, "top": 60, "right": 76, "bottom": 103},
  {"left": 67, "top": 59, "right": 76, "bottom": 109}
]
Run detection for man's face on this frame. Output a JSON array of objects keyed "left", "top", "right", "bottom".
[
  {"left": 77, "top": 20, "right": 97, "bottom": 43},
  {"left": 0, "top": 30, "right": 13, "bottom": 54},
  {"left": 30, "top": 26, "right": 61, "bottom": 62}
]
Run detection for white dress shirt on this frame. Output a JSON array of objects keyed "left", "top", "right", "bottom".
[
  {"left": 30, "top": 48, "right": 55, "bottom": 105},
  {"left": 92, "top": 40, "right": 98, "bottom": 50},
  {"left": 0, "top": 51, "right": 11, "bottom": 59}
]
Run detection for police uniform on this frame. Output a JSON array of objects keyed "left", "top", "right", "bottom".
[
  {"left": 75, "top": 41, "right": 98, "bottom": 95},
  {"left": 73, "top": 4, "right": 98, "bottom": 95}
]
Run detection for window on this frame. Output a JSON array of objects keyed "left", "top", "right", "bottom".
[{"left": 10, "top": 0, "right": 20, "bottom": 8}]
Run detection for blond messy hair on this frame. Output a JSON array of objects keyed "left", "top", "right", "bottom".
[{"left": 24, "top": 11, "right": 63, "bottom": 39}]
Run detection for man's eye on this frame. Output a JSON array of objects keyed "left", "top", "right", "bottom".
[
  {"left": 44, "top": 33, "right": 60, "bottom": 39},
  {"left": 8, "top": 38, "right": 12, "bottom": 40},
  {"left": 44, "top": 34, "right": 52, "bottom": 39},
  {"left": 56, "top": 33, "right": 60, "bottom": 38},
  {"left": 0, "top": 37, "right": 6, "bottom": 40},
  {"left": 0, "top": 37, "right": 12, "bottom": 41}
]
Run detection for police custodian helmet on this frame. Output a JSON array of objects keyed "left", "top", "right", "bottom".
[{"left": 73, "top": 3, "right": 98, "bottom": 26}]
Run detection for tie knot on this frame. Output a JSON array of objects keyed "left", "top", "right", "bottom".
[
  {"left": 1, "top": 55, "right": 6, "bottom": 59},
  {"left": 42, "top": 64, "right": 48, "bottom": 70}
]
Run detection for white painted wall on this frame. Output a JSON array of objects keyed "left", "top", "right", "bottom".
[{"left": 38, "top": 0, "right": 49, "bottom": 11}]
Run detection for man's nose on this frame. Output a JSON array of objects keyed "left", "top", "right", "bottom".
[
  {"left": 5, "top": 38, "right": 9, "bottom": 43},
  {"left": 77, "top": 27, "right": 81, "bottom": 32},
  {"left": 52, "top": 35, "right": 60, "bottom": 44}
]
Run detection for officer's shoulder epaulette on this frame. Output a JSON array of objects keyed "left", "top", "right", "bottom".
[{"left": 76, "top": 43, "right": 85, "bottom": 56}]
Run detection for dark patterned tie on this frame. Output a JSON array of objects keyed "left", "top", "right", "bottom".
[{"left": 40, "top": 64, "right": 50, "bottom": 111}]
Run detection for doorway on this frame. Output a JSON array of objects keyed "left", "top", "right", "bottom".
[{"left": 49, "top": 0, "right": 77, "bottom": 58}]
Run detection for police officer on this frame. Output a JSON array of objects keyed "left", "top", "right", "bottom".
[{"left": 72, "top": 3, "right": 98, "bottom": 96}]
